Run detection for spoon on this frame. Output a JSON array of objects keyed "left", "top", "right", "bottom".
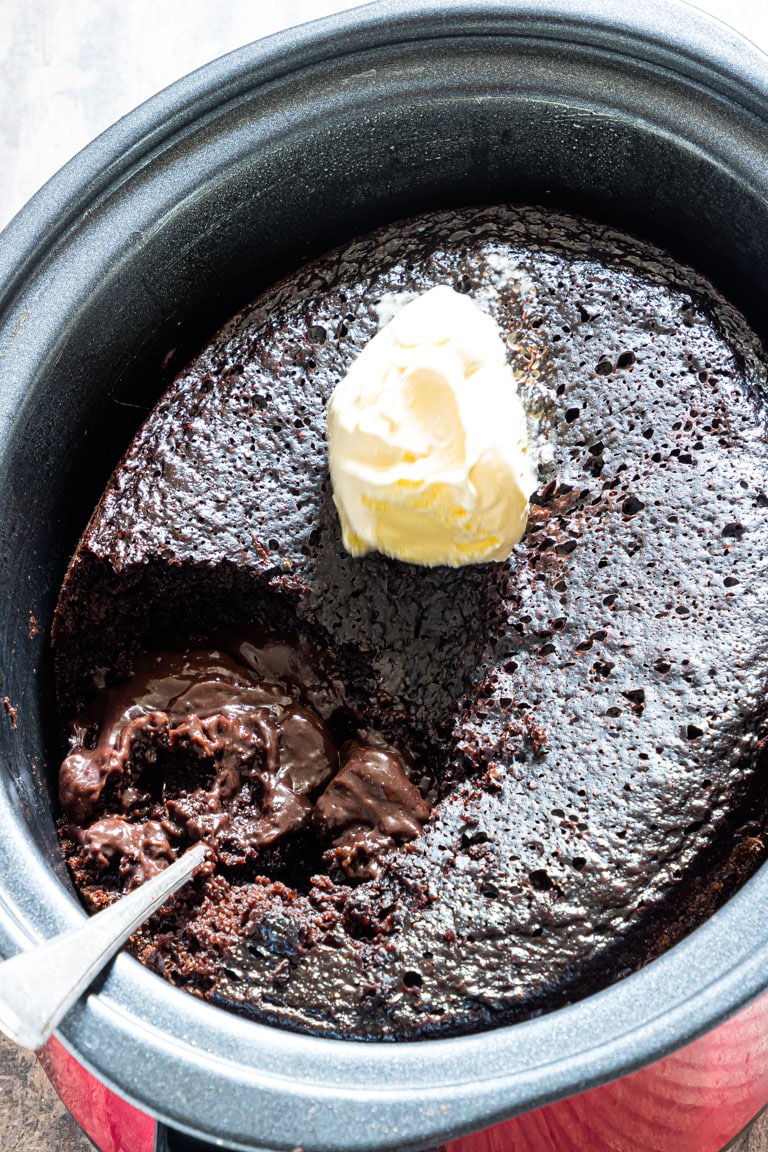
[{"left": 0, "top": 841, "right": 208, "bottom": 1050}]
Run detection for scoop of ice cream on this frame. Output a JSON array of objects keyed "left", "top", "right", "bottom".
[{"left": 326, "top": 284, "right": 535, "bottom": 566}]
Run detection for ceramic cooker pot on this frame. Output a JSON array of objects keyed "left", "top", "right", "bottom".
[{"left": 3, "top": 2, "right": 768, "bottom": 1149}]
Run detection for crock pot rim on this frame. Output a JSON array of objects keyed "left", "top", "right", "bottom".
[{"left": 2, "top": 0, "right": 768, "bottom": 312}]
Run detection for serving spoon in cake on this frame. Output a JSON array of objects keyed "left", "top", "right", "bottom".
[{"left": 0, "top": 840, "right": 208, "bottom": 1050}]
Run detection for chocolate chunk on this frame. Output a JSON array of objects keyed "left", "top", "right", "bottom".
[
  {"left": 314, "top": 743, "right": 431, "bottom": 881},
  {"left": 80, "top": 816, "right": 174, "bottom": 887}
]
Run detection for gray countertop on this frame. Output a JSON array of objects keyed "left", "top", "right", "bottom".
[{"left": 2, "top": 1, "right": 768, "bottom": 1149}]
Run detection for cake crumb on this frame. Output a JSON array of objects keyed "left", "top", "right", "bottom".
[
  {"left": 251, "top": 535, "right": 271, "bottom": 562},
  {"left": 3, "top": 697, "right": 18, "bottom": 728},
  {"left": 28, "top": 612, "right": 39, "bottom": 639}
]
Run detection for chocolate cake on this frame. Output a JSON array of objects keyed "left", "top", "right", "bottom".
[{"left": 52, "top": 205, "right": 768, "bottom": 1041}]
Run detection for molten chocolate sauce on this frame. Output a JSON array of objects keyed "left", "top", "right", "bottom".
[
  {"left": 314, "top": 743, "right": 432, "bottom": 881},
  {"left": 59, "top": 638, "right": 430, "bottom": 887}
]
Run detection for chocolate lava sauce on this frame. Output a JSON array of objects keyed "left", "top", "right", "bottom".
[{"left": 59, "top": 636, "right": 431, "bottom": 888}]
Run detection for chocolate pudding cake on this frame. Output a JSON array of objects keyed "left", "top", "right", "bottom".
[{"left": 52, "top": 206, "right": 768, "bottom": 1041}]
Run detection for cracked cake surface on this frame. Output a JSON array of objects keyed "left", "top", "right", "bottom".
[{"left": 53, "top": 205, "right": 768, "bottom": 1040}]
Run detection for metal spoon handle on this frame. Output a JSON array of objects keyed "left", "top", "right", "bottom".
[{"left": 0, "top": 841, "right": 208, "bottom": 1050}]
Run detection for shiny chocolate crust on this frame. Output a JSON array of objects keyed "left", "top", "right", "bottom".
[{"left": 54, "top": 206, "right": 768, "bottom": 1040}]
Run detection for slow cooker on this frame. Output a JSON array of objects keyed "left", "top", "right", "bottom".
[{"left": 2, "top": 2, "right": 768, "bottom": 1149}]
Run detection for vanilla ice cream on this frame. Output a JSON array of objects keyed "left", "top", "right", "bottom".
[{"left": 326, "top": 284, "right": 536, "bottom": 567}]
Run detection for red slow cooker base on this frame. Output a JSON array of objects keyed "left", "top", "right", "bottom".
[
  {"left": 37, "top": 1036, "right": 155, "bottom": 1152},
  {"left": 37, "top": 992, "right": 768, "bottom": 1152},
  {"left": 445, "top": 995, "right": 768, "bottom": 1152}
]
